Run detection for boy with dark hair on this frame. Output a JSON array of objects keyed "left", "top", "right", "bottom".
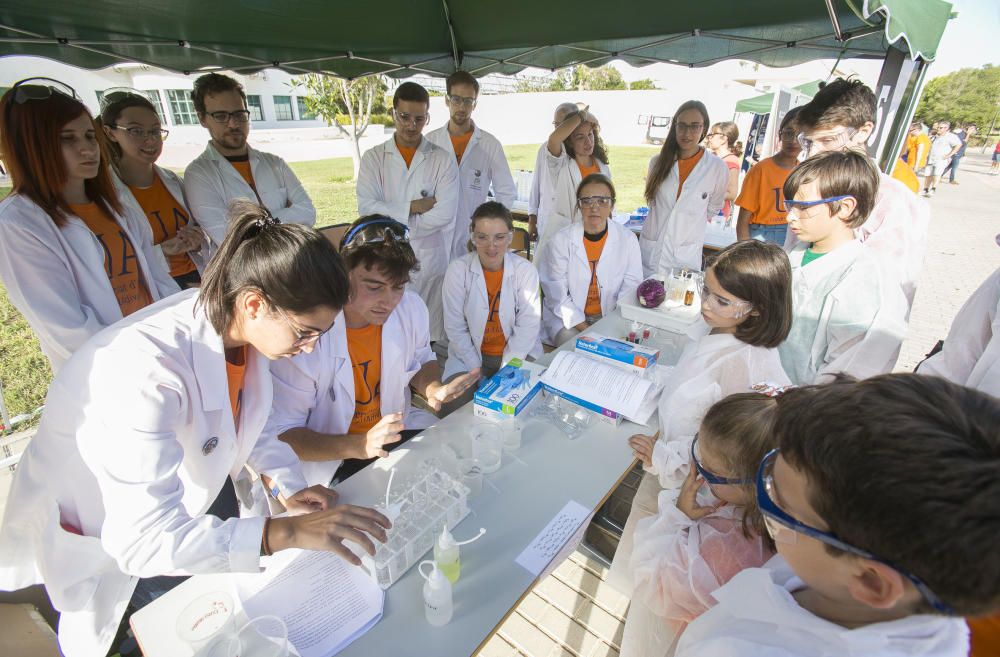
[
  {"left": 264, "top": 215, "right": 478, "bottom": 486},
  {"left": 676, "top": 373, "right": 1000, "bottom": 657},
  {"left": 427, "top": 70, "right": 517, "bottom": 260},
  {"left": 184, "top": 73, "right": 316, "bottom": 248},
  {"left": 777, "top": 150, "right": 908, "bottom": 384},
  {"left": 790, "top": 77, "right": 928, "bottom": 311},
  {"left": 357, "top": 81, "right": 459, "bottom": 345}
]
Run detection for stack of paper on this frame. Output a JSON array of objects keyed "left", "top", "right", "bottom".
[{"left": 540, "top": 351, "right": 659, "bottom": 424}]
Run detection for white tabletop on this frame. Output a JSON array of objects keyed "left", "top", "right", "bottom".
[{"left": 131, "top": 309, "right": 690, "bottom": 657}]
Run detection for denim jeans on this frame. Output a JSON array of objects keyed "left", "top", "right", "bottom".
[
  {"left": 944, "top": 154, "right": 963, "bottom": 182},
  {"left": 749, "top": 223, "right": 788, "bottom": 245}
]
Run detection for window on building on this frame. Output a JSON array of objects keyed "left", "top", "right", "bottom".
[
  {"left": 296, "top": 97, "right": 317, "bottom": 121},
  {"left": 142, "top": 90, "right": 168, "bottom": 124},
  {"left": 273, "top": 95, "right": 294, "bottom": 121},
  {"left": 167, "top": 89, "right": 199, "bottom": 125},
  {"left": 247, "top": 95, "right": 264, "bottom": 121}
]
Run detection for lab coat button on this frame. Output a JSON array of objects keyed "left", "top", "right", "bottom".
[{"left": 202, "top": 437, "right": 219, "bottom": 455}]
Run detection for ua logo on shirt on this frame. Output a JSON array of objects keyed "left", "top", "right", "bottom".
[
  {"left": 93, "top": 229, "right": 140, "bottom": 277},
  {"left": 354, "top": 359, "right": 381, "bottom": 405},
  {"left": 148, "top": 207, "right": 190, "bottom": 235}
]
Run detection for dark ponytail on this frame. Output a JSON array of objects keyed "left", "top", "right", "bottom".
[{"left": 197, "top": 200, "right": 350, "bottom": 334}]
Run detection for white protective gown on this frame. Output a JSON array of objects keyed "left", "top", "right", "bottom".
[
  {"left": 778, "top": 241, "right": 909, "bottom": 385},
  {"left": 0, "top": 291, "right": 309, "bottom": 657},
  {"left": 674, "top": 556, "right": 969, "bottom": 657},
  {"left": 441, "top": 251, "right": 543, "bottom": 381},
  {"left": 0, "top": 193, "right": 180, "bottom": 372},
  {"left": 264, "top": 291, "right": 438, "bottom": 487},
  {"left": 639, "top": 150, "right": 728, "bottom": 277},
  {"left": 425, "top": 123, "right": 517, "bottom": 259},
  {"left": 918, "top": 266, "right": 1000, "bottom": 397},
  {"left": 535, "top": 144, "right": 612, "bottom": 249},
  {"left": 183, "top": 143, "right": 316, "bottom": 252},
  {"left": 356, "top": 137, "right": 460, "bottom": 343},
  {"left": 537, "top": 220, "right": 642, "bottom": 344}
]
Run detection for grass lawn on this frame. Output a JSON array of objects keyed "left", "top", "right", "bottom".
[{"left": 0, "top": 144, "right": 658, "bottom": 421}]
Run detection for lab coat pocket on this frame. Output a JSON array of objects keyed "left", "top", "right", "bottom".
[{"left": 40, "top": 513, "right": 112, "bottom": 611}]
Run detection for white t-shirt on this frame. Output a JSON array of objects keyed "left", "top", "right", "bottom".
[{"left": 928, "top": 132, "right": 961, "bottom": 164}]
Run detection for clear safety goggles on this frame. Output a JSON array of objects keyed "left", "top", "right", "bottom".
[{"left": 701, "top": 284, "right": 751, "bottom": 318}]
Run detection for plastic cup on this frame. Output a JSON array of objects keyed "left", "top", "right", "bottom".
[
  {"left": 175, "top": 591, "right": 237, "bottom": 651},
  {"left": 501, "top": 418, "right": 522, "bottom": 452},
  {"left": 238, "top": 615, "right": 289, "bottom": 657},
  {"left": 471, "top": 423, "right": 503, "bottom": 474},
  {"left": 458, "top": 458, "right": 484, "bottom": 496}
]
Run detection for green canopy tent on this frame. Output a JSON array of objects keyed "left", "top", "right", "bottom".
[
  {"left": 0, "top": 0, "right": 953, "bottom": 166},
  {"left": 735, "top": 80, "right": 824, "bottom": 115}
]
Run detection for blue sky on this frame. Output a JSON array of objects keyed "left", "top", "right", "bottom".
[{"left": 931, "top": 0, "right": 1000, "bottom": 75}]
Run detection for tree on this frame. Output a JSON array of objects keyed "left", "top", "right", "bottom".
[
  {"left": 546, "top": 65, "right": 628, "bottom": 91},
  {"left": 294, "top": 74, "right": 389, "bottom": 180},
  {"left": 629, "top": 79, "right": 657, "bottom": 91},
  {"left": 915, "top": 65, "right": 1000, "bottom": 130}
]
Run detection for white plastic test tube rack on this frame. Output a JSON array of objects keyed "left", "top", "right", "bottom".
[{"left": 355, "top": 463, "right": 471, "bottom": 590}]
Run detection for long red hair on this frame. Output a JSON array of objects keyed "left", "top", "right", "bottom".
[{"left": 0, "top": 88, "right": 122, "bottom": 227}]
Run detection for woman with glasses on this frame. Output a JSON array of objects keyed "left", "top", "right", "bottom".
[
  {"left": 539, "top": 174, "right": 641, "bottom": 346},
  {"left": 734, "top": 107, "right": 802, "bottom": 245},
  {"left": 0, "top": 78, "right": 179, "bottom": 372},
  {"left": 639, "top": 100, "right": 729, "bottom": 277},
  {"left": 101, "top": 90, "right": 206, "bottom": 288},
  {"left": 0, "top": 201, "right": 393, "bottom": 657},
  {"left": 535, "top": 103, "right": 611, "bottom": 256},
  {"left": 441, "top": 201, "right": 542, "bottom": 381},
  {"left": 704, "top": 121, "right": 742, "bottom": 221}
]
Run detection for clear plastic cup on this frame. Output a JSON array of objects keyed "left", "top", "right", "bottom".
[
  {"left": 458, "top": 458, "right": 484, "bottom": 496},
  {"left": 238, "top": 615, "right": 289, "bottom": 657},
  {"left": 471, "top": 423, "right": 503, "bottom": 474},
  {"left": 500, "top": 417, "right": 522, "bottom": 452},
  {"left": 175, "top": 591, "right": 237, "bottom": 651}
]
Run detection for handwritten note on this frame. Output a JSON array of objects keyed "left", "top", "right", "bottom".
[{"left": 515, "top": 500, "right": 591, "bottom": 576}]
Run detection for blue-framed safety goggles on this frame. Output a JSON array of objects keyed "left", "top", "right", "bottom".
[
  {"left": 756, "top": 449, "right": 955, "bottom": 615},
  {"left": 780, "top": 195, "right": 853, "bottom": 213},
  {"left": 691, "top": 434, "right": 751, "bottom": 485},
  {"left": 340, "top": 217, "right": 410, "bottom": 250}
]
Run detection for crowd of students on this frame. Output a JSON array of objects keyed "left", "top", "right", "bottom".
[{"left": 0, "top": 70, "right": 996, "bottom": 657}]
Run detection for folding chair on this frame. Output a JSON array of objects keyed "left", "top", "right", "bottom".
[
  {"left": 510, "top": 226, "right": 532, "bottom": 261},
  {"left": 317, "top": 223, "right": 352, "bottom": 251}
]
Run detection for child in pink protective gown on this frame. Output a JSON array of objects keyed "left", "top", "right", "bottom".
[{"left": 622, "top": 390, "right": 781, "bottom": 657}]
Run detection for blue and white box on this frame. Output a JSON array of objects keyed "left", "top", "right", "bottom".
[
  {"left": 575, "top": 334, "right": 659, "bottom": 375},
  {"left": 474, "top": 358, "right": 546, "bottom": 420}
]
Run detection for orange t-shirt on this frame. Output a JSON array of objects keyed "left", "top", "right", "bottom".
[
  {"left": 970, "top": 614, "right": 1000, "bottom": 657},
  {"left": 583, "top": 230, "right": 608, "bottom": 317},
  {"left": 903, "top": 133, "right": 931, "bottom": 170},
  {"left": 891, "top": 158, "right": 921, "bottom": 194},
  {"left": 398, "top": 145, "right": 417, "bottom": 169},
  {"left": 676, "top": 147, "right": 705, "bottom": 199},
  {"left": 734, "top": 157, "right": 796, "bottom": 226},
  {"left": 71, "top": 203, "right": 153, "bottom": 317},
  {"left": 577, "top": 160, "right": 601, "bottom": 179},
  {"left": 226, "top": 156, "right": 256, "bottom": 190},
  {"left": 127, "top": 174, "right": 197, "bottom": 278},
  {"left": 225, "top": 346, "right": 247, "bottom": 430},
  {"left": 347, "top": 323, "right": 383, "bottom": 434},
  {"left": 450, "top": 130, "right": 473, "bottom": 165},
  {"left": 481, "top": 268, "right": 506, "bottom": 357}
]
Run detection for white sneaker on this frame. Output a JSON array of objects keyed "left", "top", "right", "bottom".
[
  {"left": 920, "top": 189, "right": 930, "bottom": 197},
  {"left": 927, "top": 188, "right": 936, "bottom": 197}
]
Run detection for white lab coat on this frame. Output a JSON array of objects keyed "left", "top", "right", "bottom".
[
  {"left": 778, "top": 241, "right": 909, "bottom": 385},
  {"left": 536, "top": 144, "right": 612, "bottom": 254},
  {"left": 112, "top": 166, "right": 209, "bottom": 276},
  {"left": 441, "top": 252, "right": 543, "bottom": 381},
  {"left": 919, "top": 267, "right": 1000, "bottom": 397},
  {"left": 426, "top": 123, "right": 517, "bottom": 259},
  {"left": 183, "top": 142, "right": 316, "bottom": 251},
  {"left": 356, "top": 137, "right": 461, "bottom": 343},
  {"left": 0, "top": 291, "right": 309, "bottom": 657},
  {"left": 674, "top": 556, "right": 968, "bottom": 657},
  {"left": 639, "top": 149, "right": 728, "bottom": 277},
  {"left": 528, "top": 143, "right": 546, "bottom": 218},
  {"left": 0, "top": 193, "right": 180, "bottom": 372},
  {"left": 538, "top": 221, "right": 642, "bottom": 343},
  {"left": 784, "top": 169, "right": 929, "bottom": 310},
  {"left": 264, "top": 291, "right": 438, "bottom": 487}
]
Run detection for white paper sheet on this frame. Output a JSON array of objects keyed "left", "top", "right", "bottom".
[
  {"left": 236, "top": 549, "right": 383, "bottom": 657},
  {"left": 541, "top": 351, "right": 658, "bottom": 422},
  {"left": 515, "top": 500, "right": 591, "bottom": 576}
]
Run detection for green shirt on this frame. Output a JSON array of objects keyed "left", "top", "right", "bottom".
[{"left": 801, "top": 247, "right": 827, "bottom": 267}]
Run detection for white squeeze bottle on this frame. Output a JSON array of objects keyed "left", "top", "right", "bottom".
[
  {"left": 419, "top": 560, "right": 453, "bottom": 626},
  {"left": 433, "top": 525, "right": 487, "bottom": 583}
]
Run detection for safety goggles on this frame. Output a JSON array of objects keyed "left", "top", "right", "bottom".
[
  {"left": 394, "top": 111, "right": 428, "bottom": 126},
  {"left": 578, "top": 196, "right": 613, "bottom": 208},
  {"left": 472, "top": 231, "right": 512, "bottom": 246},
  {"left": 781, "top": 195, "right": 852, "bottom": 213},
  {"left": 341, "top": 217, "right": 410, "bottom": 250},
  {"left": 756, "top": 449, "right": 955, "bottom": 615},
  {"left": 446, "top": 94, "right": 476, "bottom": 108},
  {"left": 796, "top": 127, "right": 857, "bottom": 156},
  {"left": 9, "top": 77, "right": 79, "bottom": 105},
  {"left": 691, "top": 434, "right": 750, "bottom": 485},
  {"left": 700, "top": 284, "right": 751, "bottom": 318}
]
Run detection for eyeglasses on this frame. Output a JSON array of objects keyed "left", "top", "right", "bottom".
[
  {"left": 112, "top": 125, "right": 170, "bottom": 141},
  {"left": 675, "top": 122, "right": 705, "bottom": 134},
  {"left": 205, "top": 110, "right": 252, "bottom": 124},
  {"left": 578, "top": 196, "right": 613, "bottom": 208},
  {"left": 781, "top": 195, "right": 852, "bottom": 213},
  {"left": 691, "top": 434, "right": 750, "bottom": 485},
  {"left": 446, "top": 94, "right": 476, "bottom": 108},
  {"left": 700, "top": 284, "right": 751, "bottom": 318},
  {"left": 341, "top": 217, "right": 410, "bottom": 250},
  {"left": 796, "top": 128, "right": 857, "bottom": 155},
  {"left": 394, "top": 111, "right": 428, "bottom": 126},
  {"left": 756, "top": 449, "right": 955, "bottom": 615},
  {"left": 472, "top": 231, "right": 512, "bottom": 246},
  {"left": 274, "top": 306, "right": 332, "bottom": 348},
  {"left": 705, "top": 132, "right": 724, "bottom": 139},
  {"left": 9, "top": 77, "right": 79, "bottom": 105}
]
